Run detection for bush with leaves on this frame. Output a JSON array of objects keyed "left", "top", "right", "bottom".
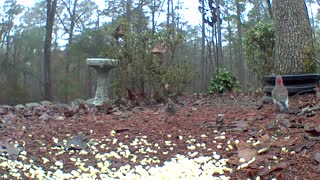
[
  {"left": 243, "top": 22, "right": 275, "bottom": 79},
  {"left": 163, "top": 63, "right": 199, "bottom": 96},
  {"left": 109, "top": 17, "right": 198, "bottom": 100},
  {"left": 208, "top": 68, "right": 240, "bottom": 93},
  {"left": 113, "top": 53, "right": 198, "bottom": 99}
]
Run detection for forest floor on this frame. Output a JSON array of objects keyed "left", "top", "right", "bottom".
[{"left": 0, "top": 92, "right": 320, "bottom": 179}]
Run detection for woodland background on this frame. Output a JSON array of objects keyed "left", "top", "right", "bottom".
[{"left": 0, "top": 0, "right": 319, "bottom": 105}]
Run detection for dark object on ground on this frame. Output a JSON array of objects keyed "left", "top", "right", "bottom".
[
  {"left": 263, "top": 74, "right": 320, "bottom": 96},
  {"left": 164, "top": 99, "right": 176, "bottom": 117}
]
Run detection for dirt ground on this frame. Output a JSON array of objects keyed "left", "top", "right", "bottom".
[{"left": 0, "top": 92, "right": 320, "bottom": 179}]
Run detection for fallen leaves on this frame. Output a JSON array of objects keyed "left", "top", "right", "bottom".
[
  {"left": 0, "top": 93, "right": 320, "bottom": 179},
  {"left": 236, "top": 141, "right": 257, "bottom": 163},
  {"left": 257, "top": 162, "right": 288, "bottom": 177}
]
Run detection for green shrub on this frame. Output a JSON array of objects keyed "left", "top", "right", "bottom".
[
  {"left": 208, "top": 68, "right": 240, "bottom": 93},
  {"left": 164, "top": 63, "right": 199, "bottom": 95},
  {"left": 243, "top": 22, "right": 275, "bottom": 79}
]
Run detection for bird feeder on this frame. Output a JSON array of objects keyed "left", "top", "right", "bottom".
[
  {"left": 151, "top": 43, "right": 166, "bottom": 64},
  {"left": 87, "top": 58, "right": 118, "bottom": 106}
]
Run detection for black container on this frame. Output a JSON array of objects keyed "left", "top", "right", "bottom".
[{"left": 263, "top": 74, "right": 320, "bottom": 96}]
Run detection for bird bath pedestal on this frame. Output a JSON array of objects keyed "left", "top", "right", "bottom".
[{"left": 87, "top": 58, "right": 118, "bottom": 106}]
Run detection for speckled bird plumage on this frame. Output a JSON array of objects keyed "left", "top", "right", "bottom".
[
  {"left": 271, "top": 75, "right": 289, "bottom": 113},
  {"left": 164, "top": 99, "right": 176, "bottom": 117}
]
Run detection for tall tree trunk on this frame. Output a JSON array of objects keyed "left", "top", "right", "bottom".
[
  {"left": 2, "top": 16, "right": 14, "bottom": 101},
  {"left": 265, "top": 0, "right": 273, "bottom": 19},
  {"left": 166, "top": 0, "right": 170, "bottom": 27},
  {"left": 170, "top": 0, "right": 175, "bottom": 63},
  {"left": 151, "top": 0, "right": 156, "bottom": 36},
  {"left": 207, "top": 34, "right": 214, "bottom": 88},
  {"left": 200, "top": 0, "right": 205, "bottom": 92},
  {"left": 63, "top": 0, "right": 78, "bottom": 102},
  {"left": 253, "top": 0, "right": 261, "bottom": 21},
  {"left": 44, "top": 0, "right": 58, "bottom": 101},
  {"left": 308, "top": 1, "right": 316, "bottom": 39},
  {"left": 216, "top": 0, "right": 223, "bottom": 68},
  {"left": 166, "top": 0, "right": 175, "bottom": 64},
  {"left": 126, "top": 0, "right": 132, "bottom": 22},
  {"left": 123, "top": 0, "right": 132, "bottom": 92},
  {"left": 235, "top": 0, "right": 245, "bottom": 85},
  {"left": 225, "top": 3, "right": 233, "bottom": 70},
  {"left": 273, "top": 0, "right": 316, "bottom": 74},
  {"left": 4, "top": 21, "right": 14, "bottom": 103}
]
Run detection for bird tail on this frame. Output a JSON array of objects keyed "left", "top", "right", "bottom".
[{"left": 280, "top": 102, "right": 289, "bottom": 113}]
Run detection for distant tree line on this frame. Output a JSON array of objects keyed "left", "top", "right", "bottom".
[{"left": 0, "top": 0, "right": 318, "bottom": 104}]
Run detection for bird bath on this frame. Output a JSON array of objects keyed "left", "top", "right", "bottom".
[{"left": 87, "top": 58, "right": 119, "bottom": 106}]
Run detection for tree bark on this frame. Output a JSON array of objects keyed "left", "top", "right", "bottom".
[
  {"left": 273, "top": 0, "right": 316, "bottom": 74},
  {"left": 225, "top": 3, "right": 233, "bottom": 70},
  {"left": 265, "top": 0, "right": 273, "bottom": 19},
  {"left": 55, "top": 0, "right": 79, "bottom": 102},
  {"left": 43, "top": 0, "right": 58, "bottom": 101},
  {"left": 216, "top": 0, "right": 223, "bottom": 68},
  {"left": 151, "top": 0, "right": 156, "bottom": 36},
  {"left": 200, "top": 0, "right": 205, "bottom": 92},
  {"left": 235, "top": 0, "right": 245, "bottom": 84}
]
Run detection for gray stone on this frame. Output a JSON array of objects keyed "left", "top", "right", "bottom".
[
  {"left": 86, "top": 98, "right": 95, "bottom": 104},
  {"left": 56, "top": 103, "right": 71, "bottom": 110},
  {"left": 40, "top": 101, "right": 52, "bottom": 106},
  {"left": 14, "top": 104, "right": 25, "bottom": 110},
  {"left": 70, "top": 99, "right": 85, "bottom": 107},
  {"left": 25, "top": 102, "right": 41, "bottom": 108}
]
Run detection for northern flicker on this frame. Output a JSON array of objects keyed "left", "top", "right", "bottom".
[
  {"left": 164, "top": 99, "right": 176, "bottom": 120},
  {"left": 271, "top": 75, "right": 289, "bottom": 113}
]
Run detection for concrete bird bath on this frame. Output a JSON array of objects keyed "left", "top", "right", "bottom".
[{"left": 87, "top": 58, "right": 119, "bottom": 106}]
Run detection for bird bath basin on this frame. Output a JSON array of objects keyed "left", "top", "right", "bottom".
[{"left": 87, "top": 58, "right": 119, "bottom": 105}]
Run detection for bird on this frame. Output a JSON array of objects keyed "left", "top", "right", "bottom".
[
  {"left": 271, "top": 75, "right": 289, "bottom": 113},
  {"left": 163, "top": 99, "right": 176, "bottom": 121}
]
